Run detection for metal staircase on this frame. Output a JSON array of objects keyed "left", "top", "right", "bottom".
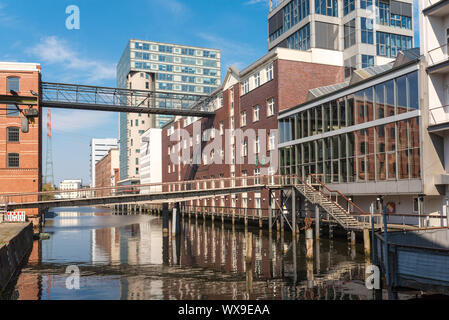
[{"left": 291, "top": 175, "right": 367, "bottom": 231}]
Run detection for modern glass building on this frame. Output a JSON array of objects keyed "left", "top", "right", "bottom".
[
  {"left": 116, "top": 40, "right": 221, "bottom": 182},
  {"left": 277, "top": 49, "right": 447, "bottom": 220},
  {"left": 268, "top": 0, "right": 414, "bottom": 77}
]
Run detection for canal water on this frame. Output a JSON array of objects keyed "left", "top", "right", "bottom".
[{"left": 5, "top": 206, "right": 417, "bottom": 300}]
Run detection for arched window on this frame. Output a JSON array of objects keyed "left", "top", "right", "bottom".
[
  {"left": 7, "top": 77, "right": 20, "bottom": 93},
  {"left": 7, "top": 127, "right": 19, "bottom": 142}
]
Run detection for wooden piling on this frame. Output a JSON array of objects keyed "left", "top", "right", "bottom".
[{"left": 363, "top": 228, "right": 371, "bottom": 257}]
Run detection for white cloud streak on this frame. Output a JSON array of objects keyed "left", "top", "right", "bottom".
[
  {"left": 244, "top": 0, "right": 269, "bottom": 5},
  {"left": 30, "top": 36, "right": 116, "bottom": 83}
]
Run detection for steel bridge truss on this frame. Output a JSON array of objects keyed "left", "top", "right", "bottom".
[{"left": 40, "top": 82, "right": 216, "bottom": 117}]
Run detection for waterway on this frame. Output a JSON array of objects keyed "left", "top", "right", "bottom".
[{"left": 4, "top": 206, "right": 419, "bottom": 300}]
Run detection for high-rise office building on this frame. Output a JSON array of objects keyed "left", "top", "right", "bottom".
[
  {"left": 117, "top": 40, "right": 221, "bottom": 183},
  {"left": 267, "top": 0, "right": 414, "bottom": 77},
  {"left": 90, "top": 138, "right": 118, "bottom": 187}
]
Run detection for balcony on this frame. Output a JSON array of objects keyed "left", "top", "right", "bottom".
[
  {"left": 429, "top": 105, "right": 449, "bottom": 134},
  {"left": 427, "top": 43, "right": 449, "bottom": 74},
  {"left": 423, "top": 0, "right": 449, "bottom": 16}
]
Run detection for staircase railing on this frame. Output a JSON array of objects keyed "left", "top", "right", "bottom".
[{"left": 309, "top": 174, "right": 369, "bottom": 216}]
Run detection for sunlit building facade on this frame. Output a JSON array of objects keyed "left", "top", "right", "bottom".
[
  {"left": 117, "top": 40, "right": 221, "bottom": 183},
  {"left": 278, "top": 49, "right": 448, "bottom": 224},
  {"left": 268, "top": 0, "right": 414, "bottom": 77}
]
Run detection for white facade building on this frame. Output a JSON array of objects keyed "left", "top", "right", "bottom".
[
  {"left": 90, "top": 138, "right": 118, "bottom": 187},
  {"left": 59, "top": 179, "right": 83, "bottom": 199},
  {"left": 420, "top": 0, "right": 449, "bottom": 223},
  {"left": 140, "top": 128, "right": 162, "bottom": 194}
]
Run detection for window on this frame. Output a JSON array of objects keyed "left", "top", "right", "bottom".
[
  {"left": 7, "top": 104, "right": 20, "bottom": 117},
  {"left": 287, "top": 23, "right": 311, "bottom": 50},
  {"left": 362, "top": 55, "right": 374, "bottom": 68},
  {"left": 254, "top": 168, "right": 261, "bottom": 184},
  {"left": 255, "top": 136, "right": 260, "bottom": 154},
  {"left": 7, "top": 153, "right": 19, "bottom": 168},
  {"left": 376, "top": 31, "right": 412, "bottom": 58},
  {"left": 344, "top": 19, "right": 356, "bottom": 49},
  {"left": 253, "top": 106, "right": 260, "bottom": 122},
  {"left": 7, "top": 127, "right": 19, "bottom": 142},
  {"left": 267, "top": 98, "right": 275, "bottom": 117},
  {"left": 269, "top": 0, "right": 310, "bottom": 42},
  {"left": 136, "top": 158, "right": 139, "bottom": 165},
  {"left": 241, "top": 111, "right": 247, "bottom": 127},
  {"left": 360, "top": 0, "right": 373, "bottom": 10},
  {"left": 242, "top": 79, "right": 249, "bottom": 95},
  {"left": 269, "top": 132, "right": 276, "bottom": 151},
  {"left": 361, "top": 18, "right": 374, "bottom": 44},
  {"left": 413, "top": 197, "right": 419, "bottom": 213},
  {"left": 242, "top": 140, "right": 248, "bottom": 157},
  {"left": 266, "top": 63, "right": 274, "bottom": 81},
  {"left": 158, "top": 45, "right": 173, "bottom": 53},
  {"left": 181, "top": 48, "right": 195, "bottom": 56},
  {"left": 7, "top": 77, "right": 20, "bottom": 92},
  {"left": 315, "top": 0, "right": 338, "bottom": 17},
  {"left": 344, "top": 0, "right": 355, "bottom": 15},
  {"left": 254, "top": 72, "right": 261, "bottom": 87},
  {"left": 219, "top": 121, "right": 224, "bottom": 135}
]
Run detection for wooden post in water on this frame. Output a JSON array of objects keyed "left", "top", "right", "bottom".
[
  {"left": 292, "top": 187, "right": 296, "bottom": 240},
  {"left": 315, "top": 205, "right": 320, "bottom": 240},
  {"left": 305, "top": 210, "right": 313, "bottom": 260},
  {"left": 363, "top": 228, "right": 371, "bottom": 258},
  {"left": 268, "top": 195, "right": 273, "bottom": 234},
  {"left": 162, "top": 203, "right": 169, "bottom": 235},
  {"left": 351, "top": 230, "right": 356, "bottom": 246},
  {"left": 245, "top": 231, "right": 253, "bottom": 297}
]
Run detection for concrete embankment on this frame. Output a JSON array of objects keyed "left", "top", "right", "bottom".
[{"left": 0, "top": 223, "right": 33, "bottom": 294}]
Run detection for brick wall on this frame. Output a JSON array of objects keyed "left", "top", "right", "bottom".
[{"left": 0, "top": 68, "right": 41, "bottom": 220}]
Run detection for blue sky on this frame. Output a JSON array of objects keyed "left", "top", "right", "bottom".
[{"left": 0, "top": 0, "right": 420, "bottom": 186}]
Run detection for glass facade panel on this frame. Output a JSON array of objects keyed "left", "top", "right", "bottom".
[{"left": 278, "top": 71, "right": 420, "bottom": 183}]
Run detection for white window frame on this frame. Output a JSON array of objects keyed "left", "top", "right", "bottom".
[
  {"left": 241, "top": 111, "right": 246, "bottom": 127},
  {"left": 266, "top": 63, "right": 274, "bottom": 81},
  {"left": 254, "top": 72, "right": 260, "bottom": 88},
  {"left": 267, "top": 98, "right": 275, "bottom": 117},
  {"left": 253, "top": 105, "right": 260, "bottom": 122}
]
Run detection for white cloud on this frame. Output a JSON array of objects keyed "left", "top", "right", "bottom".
[
  {"left": 152, "top": 0, "right": 190, "bottom": 16},
  {"left": 244, "top": 0, "right": 269, "bottom": 5},
  {"left": 30, "top": 36, "right": 116, "bottom": 83},
  {"left": 0, "top": 2, "right": 18, "bottom": 25}
]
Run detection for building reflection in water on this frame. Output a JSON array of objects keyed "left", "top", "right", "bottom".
[{"left": 9, "top": 207, "right": 387, "bottom": 300}]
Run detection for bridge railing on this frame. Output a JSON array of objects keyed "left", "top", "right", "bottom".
[
  {"left": 41, "top": 82, "right": 211, "bottom": 112},
  {"left": 0, "top": 175, "right": 292, "bottom": 207},
  {"left": 182, "top": 205, "right": 277, "bottom": 219}
]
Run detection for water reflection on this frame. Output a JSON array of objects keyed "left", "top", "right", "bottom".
[{"left": 6, "top": 206, "right": 414, "bottom": 300}]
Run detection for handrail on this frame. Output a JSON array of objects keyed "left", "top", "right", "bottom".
[
  {"left": 429, "top": 104, "right": 449, "bottom": 126},
  {"left": 427, "top": 42, "right": 448, "bottom": 67},
  {"left": 309, "top": 173, "right": 369, "bottom": 215}
]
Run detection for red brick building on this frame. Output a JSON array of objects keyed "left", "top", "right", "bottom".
[
  {"left": 95, "top": 148, "right": 119, "bottom": 197},
  {"left": 162, "top": 48, "right": 344, "bottom": 215},
  {"left": 0, "top": 62, "right": 42, "bottom": 224}
]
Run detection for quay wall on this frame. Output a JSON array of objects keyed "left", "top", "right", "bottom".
[{"left": 0, "top": 223, "right": 33, "bottom": 294}]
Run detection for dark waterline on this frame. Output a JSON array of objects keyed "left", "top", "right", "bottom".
[{"left": 5, "top": 207, "right": 418, "bottom": 300}]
